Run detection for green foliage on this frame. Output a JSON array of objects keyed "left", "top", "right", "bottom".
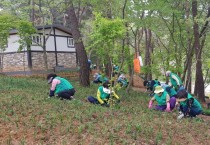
[
  {"left": 16, "top": 21, "right": 36, "bottom": 51},
  {"left": 203, "top": 108, "right": 210, "bottom": 116},
  {"left": 0, "top": 14, "right": 16, "bottom": 50},
  {"left": 88, "top": 12, "right": 126, "bottom": 64},
  {"left": 0, "top": 13, "right": 36, "bottom": 52}
]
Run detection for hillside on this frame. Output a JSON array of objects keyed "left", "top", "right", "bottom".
[{"left": 0, "top": 76, "right": 209, "bottom": 145}]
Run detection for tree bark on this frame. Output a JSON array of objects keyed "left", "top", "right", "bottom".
[
  {"left": 144, "top": 28, "right": 152, "bottom": 80},
  {"left": 183, "top": 0, "right": 193, "bottom": 93},
  {"left": 67, "top": 2, "right": 90, "bottom": 86},
  {"left": 192, "top": 0, "right": 205, "bottom": 102}
]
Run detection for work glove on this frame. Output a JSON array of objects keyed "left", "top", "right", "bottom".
[
  {"left": 148, "top": 100, "right": 153, "bottom": 109},
  {"left": 165, "top": 102, "right": 171, "bottom": 112},
  {"left": 165, "top": 107, "right": 171, "bottom": 112},
  {"left": 49, "top": 90, "right": 55, "bottom": 97}
]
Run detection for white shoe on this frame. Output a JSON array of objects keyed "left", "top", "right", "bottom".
[{"left": 177, "top": 112, "right": 184, "bottom": 120}]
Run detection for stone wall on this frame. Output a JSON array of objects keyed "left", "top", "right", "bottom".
[
  {"left": 2, "top": 51, "right": 76, "bottom": 73},
  {"left": 57, "top": 53, "right": 76, "bottom": 68},
  {"left": 31, "top": 52, "right": 76, "bottom": 70},
  {"left": 31, "top": 52, "right": 46, "bottom": 70},
  {"left": 2, "top": 52, "right": 30, "bottom": 72}
]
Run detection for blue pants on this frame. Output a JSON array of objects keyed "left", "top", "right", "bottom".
[
  {"left": 87, "top": 96, "right": 99, "bottom": 104},
  {"left": 180, "top": 105, "right": 202, "bottom": 117}
]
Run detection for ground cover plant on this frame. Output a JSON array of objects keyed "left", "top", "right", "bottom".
[{"left": 0, "top": 76, "right": 210, "bottom": 145}]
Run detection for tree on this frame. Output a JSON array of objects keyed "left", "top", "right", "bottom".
[
  {"left": 192, "top": 0, "right": 205, "bottom": 102},
  {"left": 67, "top": 1, "right": 90, "bottom": 86},
  {"left": 89, "top": 13, "right": 126, "bottom": 77},
  {"left": 0, "top": 14, "right": 15, "bottom": 71},
  {"left": 16, "top": 21, "right": 36, "bottom": 52}
]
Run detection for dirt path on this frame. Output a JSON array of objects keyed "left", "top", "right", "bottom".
[{"left": 131, "top": 87, "right": 147, "bottom": 92}]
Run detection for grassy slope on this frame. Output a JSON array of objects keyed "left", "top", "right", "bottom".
[{"left": 0, "top": 76, "right": 209, "bottom": 145}]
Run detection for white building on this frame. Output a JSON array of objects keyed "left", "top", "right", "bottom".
[{"left": 1, "top": 25, "right": 77, "bottom": 75}]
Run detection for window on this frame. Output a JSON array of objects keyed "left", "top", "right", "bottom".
[
  {"left": 32, "top": 34, "right": 42, "bottom": 45},
  {"left": 67, "top": 37, "right": 74, "bottom": 47}
]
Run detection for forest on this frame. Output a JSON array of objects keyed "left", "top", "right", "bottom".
[
  {"left": 0, "top": 0, "right": 210, "bottom": 100},
  {"left": 0, "top": 0, "right": 210, "bottom": 144}
]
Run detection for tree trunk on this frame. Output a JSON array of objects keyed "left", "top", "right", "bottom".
[
  {"left": 192, "top": 0, "right": 205, "bottom": 102},
  {"left": 119, "top": 0, "right": 127, "bottom": 72},
  {"left": 67, "top": 2, "right": 90, "bottom": 86},
  {"left": 183, "top": 0, "right": 193, "bottom": 93},
  {"left": 42, "top": 36, "right": 48, "bottom": 70},
  {"left": 105, "top": 57, "right": 112, "bottom": 78},
  {"left": 30, "top": 0, "right": 35, "bottom": 25},
  {"left": 144, "top": 28, "right": 152, "bottom": 80},
  {"left": 0, "top": 52, "right": 3, "bottom": 72}
]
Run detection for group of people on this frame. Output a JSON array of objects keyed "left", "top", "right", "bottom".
[
  {"left": 145, "top": 71, "right": 202, "bottom": 119},
  {"left": 93, "top": 64, "right": 129, "bottom": 88},
  {"left": 90, "top": 65, "right": 127, "bottom": 107},
  {"left": 46, "top": 70, "right": 203, "bottom": 120},
  {"left": 47, "top": 64, "right": 123, "bottom": 108}
]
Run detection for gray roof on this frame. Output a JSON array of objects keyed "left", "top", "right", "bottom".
[{"left": 10, "top": 24, "right": 72, "bottom": 36}]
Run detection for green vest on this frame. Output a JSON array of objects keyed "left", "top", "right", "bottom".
[
  {"left": 154, "top": 91, "right": 168, "bottom": 106},
  {"left": 170, "top": 73, "right": 182, "bottom": 89},
  {"left": 98, "top": 86, "right": 110, "bottom": 100},
  {"left": 153, "top": 80, "right": 159, "bottom": 88},
  {"left": 167, "top": 87, "right": 177, "bottom": 97},
  {"left": 55, "top": 77, "right": 74, "bottom": 94},
  {"left": 180, "top": 94, "right": 202, "bottom": 110},
  {"left": 99, "top": 76, "right": 108, "bottom": 83}
]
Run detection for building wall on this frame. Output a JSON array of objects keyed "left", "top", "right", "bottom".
[
  {"left": 55, "top": 36, "right": 75, "bottom": 52},
  {"left": 5, "top": 35, "right": 20, "bottom": 53},
  {"left": 2, "top": 52, "right": 76, "bottom": 72},
  {"left": 44, "top": 28, "right": 70, "bottom": 36},
  {"left": 57, "top": 53, "right": 77, "bottom": 68},
  {"left": 2, "top": 52, "right": 30, "bottom": 72},
  {"left": 30, "top": 52, "right": 77, "bottom": 70},
  {"left": 7, "top": 29, "right": 75, "bottom": 52}
]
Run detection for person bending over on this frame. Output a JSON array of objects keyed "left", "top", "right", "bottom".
[
  {"left": 165, "top": 71, "right": 184, "bottom": 92},
  {"left": 117, "top": 74, "right": 129, "bottom": 87},
  {"left": 177, "top": 90, "right": 202, "bottom": 119},
  {"left": 47, "top": 73, "right": 75, "bottom": 100},
  {"left": 161, "top": 83, "right": 177, "bottom": 98},
  {"left": 148, "top": 86, "right": 176, "bottom": 112},
  {"left": 93, "top": 73, "right": 108, "bottom": 84},
  {"left": 144, "top": 79, "right": 161, "bottom": 96}
]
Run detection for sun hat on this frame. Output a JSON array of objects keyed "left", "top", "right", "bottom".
[
  {"left": 154, "top": 86, "right": 164, "bottom": 94},
  {"left": 165, "top": 71, "right": 171, "bottom": 77}
]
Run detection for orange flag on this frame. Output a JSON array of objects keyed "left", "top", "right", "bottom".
[{"left": 133, "top": 58, "right": 141, "bottom": 73}]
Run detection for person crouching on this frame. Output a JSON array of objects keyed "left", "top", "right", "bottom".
[
  {"left": 87, "top": 81, "right": 120, "bottom": 107},
  {"left": 148, "top": 86, "right": 176, "bottom": 112},
  {"left": 47, "top": 73, "right": 75, "bottom": 100}
]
